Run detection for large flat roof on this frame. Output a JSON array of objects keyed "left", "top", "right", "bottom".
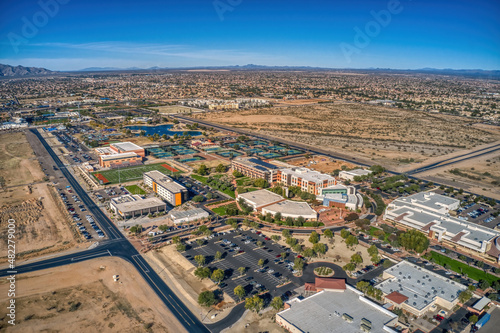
[
  {"left": 144, "top": 170, "right": 186, "bottom": 193},
  {"left": 111, "top": 141, "right": 144, "bottom": 151},
  {"left": 386, "top": 200, "right": 498, "bottom": 252},
  {"left": 170, "top": 208, "right": 209, "bottom": 219},
  {"left": 278, "top": 287, "right": 398, "bottom": 333},
  {"left": 262, "top": 200, "right": 317, "bottom": 217},
  {"left": 395, "top": 192, "right": 459, "bottom": 212},
  {"left": 110, "top": 195, "right": 165, "bottom": 213},
  {"left": 238, "top": 189, "right": 283, "bottom": 207},
  {"left": 100, "top": 152, "right": 139, "bottom": 161},
  {"left": 233, "top": 157, "right": 278, "bottom": 171},
  {"left": 341, "top": 169, "right": 373, "bottom": 176},
  {"left": 376, "top": 261, "right": 466, "bottom": 311},
  {"left": 281, "top": 167, "right": 335, "bottom": 184}
]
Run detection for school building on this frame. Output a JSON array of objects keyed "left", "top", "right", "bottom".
[{"left": 143, "top": 170, "right": 188, "bottom": 206}]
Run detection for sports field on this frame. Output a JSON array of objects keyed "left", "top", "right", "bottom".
[
  {"left": 125, "top": 185, "right": 146, "bottom": 195},
  {"left": 91, "top": 163, "right": 182, "bottom": 184}
]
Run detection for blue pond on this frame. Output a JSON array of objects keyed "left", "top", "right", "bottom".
[{"left": 127, "top": 124, "right": 201, "bottom": 137}]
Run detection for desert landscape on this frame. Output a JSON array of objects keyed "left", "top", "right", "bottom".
[
  {"left": 195, "top": 103, "right": 500, "bottom": 170},
  {"left": 0, "top": 257, "right": 186, "bottom": 333},
  {"left": 0, "top": 132, "right": 80, "bottom": 262}
]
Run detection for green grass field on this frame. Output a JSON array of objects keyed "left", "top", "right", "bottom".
[
  {"left": 125, "top": 185, "right": 146, "bottom": 195},
  {"left": 429, "top": 251, "right": 499, "bottom": 284},
  {"left": 92, "top": 163, "right": 182, "bottom": 184},
  {"left": 212, "top": 203, "right": 238, "bottom": 216}
]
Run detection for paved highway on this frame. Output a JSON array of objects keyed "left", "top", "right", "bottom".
[
  {"left": 0, "top": 129, "right": 211, "bottom": 333},
  {"left": 407, "top": 143, "right": 500, "bottom": 175}
]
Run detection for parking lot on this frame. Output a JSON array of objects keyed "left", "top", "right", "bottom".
[
  {"left": 455, "top": 202, "right": 500, "bottom": 229},
  {"left": 57, "top": 185, "right": 105, "bottom": 240},
  {"left": 182, "top": 228, "right": 301, "bottom": 301},
  {"left": 52, "top": 130, "right": 96, "bottom": 166}
]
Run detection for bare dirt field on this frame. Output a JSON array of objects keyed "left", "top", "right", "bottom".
[
  {"left": 286, "top": 156, "right": 356, "bottom": 174},
  {"left": 0, "top": 132, "right": 45, "bottom": 187},
  {"left": 144, "top": 244, "right": 236, "bottom": 324},
  {"left": 0, "top": 257, "right": 186, "bottom": 333},
  {"left": 417, "top": 150, "right": 500, "bottom": 199},
  {"left": 0, "top": 132, "right": 81, "bottom": 263},
  {"left": 195, "top": 104, "right": 500, "bottom": 170},
  {"left": 221, "top": 307, "right": 281, "bottom": 333}
]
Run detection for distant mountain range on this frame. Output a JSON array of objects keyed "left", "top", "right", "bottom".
[
  {"left": 0, "top": 64, "right": 54, "bottom": 77},
  {"left": 1, "top": 63, "right": 499, "bottom": 79}
]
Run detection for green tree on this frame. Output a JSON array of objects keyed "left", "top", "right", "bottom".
[
  {"left": 294, "top": 257, "right": 305, "bottom": 271},
  {"left": 253, "top": 178, "right": 269, "bottom": 188},
  {"left": 192, "top": 194, "right": 204, "bottom": 202},
  {"left": 172, "top": 236, "right": 181, "bottom": 244},
  {"left": 340, "top": 229, "right": 350, "bottom": 239},
  {"left": 469, "top": 315, "right": 479, "bottom": 324},
  {"left": 211, "top": 269, "right": 225, "bottom": 284},
  {"left": 196, "top": 239, "right": 204, "bottom": 247},
  {"left": 302, "top": 247, "right": 315, "bottom": 258},
  {"left": 197, "top": 164, "right": 209, "bottom": 175},
  {"left": 281, "top": 252, "right": 288, "bottom": 259},
  {"left": 256, "top": 240, "right": 263, "bottom": 247},
  {"left": 398, "top": 230, "right": 429, "bottom": 253},
  {"left": 323, "top": 229, "right": 334, "bottom": 239},
  {"left": 215, "top": 163, "right": 226, "bottom": 173},
  {"left": 271, "top": 296, "right": 284, "bottom": 311},
  {"left": 343, "top": 262, "right": 356, "bottom": 272},
  {"left": 194, "top": 267, "right": 211, "bottom": 280},
  {"left": 350, "top": 253, "right": 363, "bottom": 265},
  {"left": 313, "top": 243, "right": 327, "bottom": 255},
  {"left": 238, "top": 266, "right": 246, "bottom": 276},
  {"left": 258, "top": 258, "right": 265, "bottom": 268},
  {"left": 176, "top": 243, "right": 186, "bottom": 252},
  {"left": 271, "top": 235, "right": 281, "bottom": 242},
  {"left": 345, "top": 235, "right": 359, "bottom": 247},
  {"left": 282, "top": 229, "right": 291, "bottom": 238},
  {"left": 198, "top": 290, "right": 216, "bottom": 307},
  {"left": 367, "top": 244, "right": 379, "bottom": 256},
  {"left": 234, "top": 285, "right": 246, "bottom": 301},
  {"left": 458, "top": 290, "right": 472, "bottom": 304},
  {"left": 309, "top": 231, "right": 320, "bottom": 244},
  {"left": 356, "top": 281, "right": 370, "bottom": 293},
  {"left": 274, "top": 212, "right": 282, "bottom": 222},
  {"left": 232, "top": 170, "right": 243, "bottom": 178},
  {"left": 194, "top": 255, "right": 206, "bottom": 267},
  {"left": 215, "top": 251, "right": 223, "bottom": 261}
]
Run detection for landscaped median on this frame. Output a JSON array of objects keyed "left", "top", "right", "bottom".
[{"left": 425, "top": 251, "right": 500, "bottom": 285}]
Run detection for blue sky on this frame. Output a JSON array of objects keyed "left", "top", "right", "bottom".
[{"left": 0, "top": 0, "right": 499, "bottom": 70}]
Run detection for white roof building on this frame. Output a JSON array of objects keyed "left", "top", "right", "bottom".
[
  {"left": 384, "top": 192, "right": 499, "bottom": 256},
  {"left": 376, "top": 261, "right": 467, "bottom": 317},
  {"left": 276, "top": 286, "right": 399, "bottom": 333},
  {"left": 339, "top": 169, "right": 373, "bottom": 181}
]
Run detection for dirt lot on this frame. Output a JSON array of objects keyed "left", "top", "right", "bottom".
[
  {"left": 417, "top": 149, "right": 500, "bottom": 199},
  {"left": 195, "top": 104, "right": 500, "bottom": 170},
  {"left": 0, "top": 132, "right": 80, "bottom": 262},
  {"left": 144, "top": 244, "right": 236, "bottom": 324},
  {"left": 0, "top": 132, "right": 45, "bottom": 187},
  {"left": 287, "top": 156, "right": 356, "bottom": 174},
  {"left": 0, "top": 257, "right": 186, "bottom": 333},
  {"left": 221, "top": 307, "right": 282, "bottom": 333}
]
